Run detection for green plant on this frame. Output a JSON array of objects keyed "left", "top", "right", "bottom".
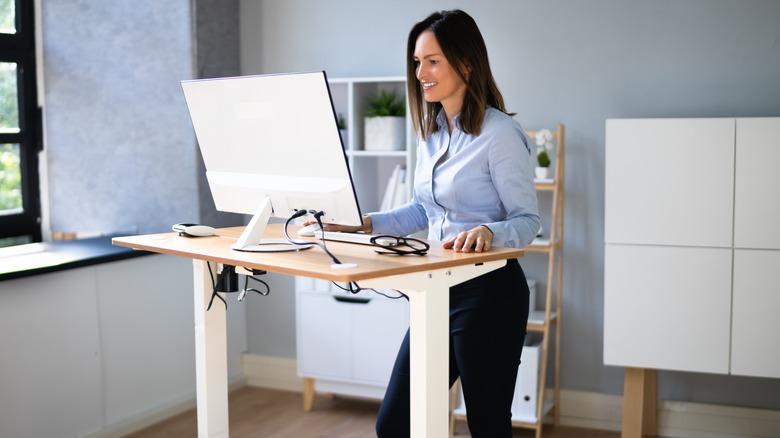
[
  {"left": 0, "top": 144, "right": 22, "bottom": 211},
  {"left": 537, "top": 149, "right": 551, "bottom": 167},
  {"left": 337, "top": 113, "right": 347, "bottom": 130},
  {"left": 365, "top": 90, "right": 405, "bottom": 117},
  {"left": 534, "top": 128, "right": 554, "bottom": 168}
]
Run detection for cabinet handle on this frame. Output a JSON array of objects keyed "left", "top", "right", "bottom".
[{"left": 333, "top": 295, "right": 371, "bottom": 305}]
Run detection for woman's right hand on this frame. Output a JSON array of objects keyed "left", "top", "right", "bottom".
[{"left": 303, "top": 215, "right": 373, "bottom": 234}]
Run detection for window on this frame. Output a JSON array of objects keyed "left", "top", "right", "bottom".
[{"left": 0, "top": 0, "right": 41, "bottom": 247}]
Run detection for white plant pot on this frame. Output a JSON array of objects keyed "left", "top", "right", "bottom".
[
  {"left": 364, "top": 116, "right": 405, "bottom": 151},
  {"left": 535, "top": 167, "right": 550, "bottom": 180}
]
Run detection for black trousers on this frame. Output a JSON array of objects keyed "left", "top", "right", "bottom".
[{"left": 375, "top": 259, "right": 529, "bottom": 438}]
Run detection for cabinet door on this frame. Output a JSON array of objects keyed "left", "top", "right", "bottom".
[
  {"left": 352, "top": 296, "right": 408, "bottom": 384},
  {"left": 297, "top": 292, "right": 352, "bottom": 379},
  {"left": 731, "top": 249, "right": 780, "bottom": 378},
  {"left": 604, "top": 244, "right": 732, "bottom": 374},
  {"left": 734, "top": 117, "right": 780, "bottom": 250},
  {"left": 605, "top": 118, "right": 735, "bottom": 247}
]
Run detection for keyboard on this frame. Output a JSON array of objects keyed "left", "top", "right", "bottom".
[{"left": 320, "top": 231, "right": 394, "bottom": 246}]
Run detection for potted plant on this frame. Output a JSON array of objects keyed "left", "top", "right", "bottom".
[
  {"left": 363, "top": 89, "right": 406, "bottom": 151},
  {"left": 534, "top": 128, "right": 554, "bottom": 180},
  {"left": 337, "top": 113, "right": 348, "bottom": 149}
]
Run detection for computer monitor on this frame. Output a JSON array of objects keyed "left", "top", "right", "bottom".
[{"left": 181, "top": 71, "right": 363, "bottom": 252}]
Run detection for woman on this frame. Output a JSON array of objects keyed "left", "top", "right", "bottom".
[{"left": 324, "top": 9, "right": 539, "bottom": 437}]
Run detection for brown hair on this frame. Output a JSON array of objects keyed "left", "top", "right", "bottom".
[{"left": 406, "top": 9, "right": 513, "bottom": 139}]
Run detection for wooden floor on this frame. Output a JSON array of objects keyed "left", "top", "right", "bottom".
[{"left": 125, "top": 386, "right": 623, "bottom": 438}]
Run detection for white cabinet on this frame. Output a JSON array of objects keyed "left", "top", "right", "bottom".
[
  {"left": 731, "top": 250, "right": 780, "bottom": 378},
  {"left": 604, "top": 117, "right": 780, "bottom": 378},
  {"left": 729, "top": 118, "right": 780, "bottom": 378},
  {"left": 604, "top": 118, "right": 735, "bottom": 248},
  {"left": 734, "top": 118, "right": 780, "bottom": 249},
  {"left": 603, "top": 244, "right": 732, "bottom": 373},
  {"left": 295, "top": 277, "right": 408, "bottom": 400},
  {"left": 296, "top": 76, "right": 415, "bottom": 404}
]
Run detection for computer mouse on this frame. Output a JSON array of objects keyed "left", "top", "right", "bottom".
[
  {"left": 297, "top": 223, "right": 322, "bottom": 237},
  {"left": 185, "top": 225, "right": 217, "bottom": 237},
  {"left": 173, "top": 223, "right": 216, "bottom": 237}
]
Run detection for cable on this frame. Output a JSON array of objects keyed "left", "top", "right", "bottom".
[
  {"left": 208, "top": 212, "right": 404, "bottom": 305},
  {"left": 282, "top": 210, "right": 344, "bottom": 265},
  {"left": 330, "top": 280, "right": 408, "bottom": 300},
  {"left": 282, "top": 210, "right": 403, "bottom": 298},
  {"left": 207, "top": 262, "right": 274, "bottom": 307},
  {"left": 206, "top": 261, "right": 227, "bottom": 310},
  {"left": 238, "top": 272, "right": 270, "bottom": 301}
]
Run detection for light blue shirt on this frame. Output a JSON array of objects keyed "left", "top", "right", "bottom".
[{"left": 370, "top": 107, "right": 540, "bottom": 248}]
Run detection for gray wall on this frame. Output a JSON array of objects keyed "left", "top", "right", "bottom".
[
  {"left": 42, "top": 0, "right": 197, "bottom": 236},
  {"left": 194, "top": 0, "right": 244, "bottom": 228},
  {"left": 41, "top": 0, "right": 242, "bottom": 236},
  {"left": 238, "top": 0, "right": 780, "bottom": 410}
]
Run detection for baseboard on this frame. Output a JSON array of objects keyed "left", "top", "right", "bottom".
[
  {"left": 242, "top": 354, "right": 303, "bottom": 392},
  {"left": 242, "top": 353, "right": 780, "bottom": 437},
  {"left": 84, "top": 376, "right": 247, "bottom": 438},
  {"left": 553, "top": 389, "right": 780, "bottom": 438}
]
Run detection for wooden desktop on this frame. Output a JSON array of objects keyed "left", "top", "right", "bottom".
[{"left": 113, "top": 223, "right": 524, "bottom": 438}]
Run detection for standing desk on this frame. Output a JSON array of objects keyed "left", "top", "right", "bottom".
[{"left": 113, "top": 224, "right": 524, "bottom": 438}]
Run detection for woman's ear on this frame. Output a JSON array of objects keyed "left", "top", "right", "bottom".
[{"left": 458, "top": 61, "right": 472, "bottom": 80}]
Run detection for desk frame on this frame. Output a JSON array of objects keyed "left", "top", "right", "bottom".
[{"left": 114, "top": 225, "right": 523, "bottom": 438}]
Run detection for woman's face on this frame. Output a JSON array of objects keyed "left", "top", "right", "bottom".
[{"left": 413, "top": 29, "right": 467, "bottom": 117}]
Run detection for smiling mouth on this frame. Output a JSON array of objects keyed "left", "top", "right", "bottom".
[{"left": 421, "top": 81, "right": 438, "bottom": 90}]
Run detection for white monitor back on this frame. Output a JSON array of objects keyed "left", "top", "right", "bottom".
[{"left": 181, "top": 71, "right": 362, "bottom": 227}]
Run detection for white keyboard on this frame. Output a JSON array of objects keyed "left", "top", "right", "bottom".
[{"left": 320, "top": 231, "right": 394, "bottom": 246}]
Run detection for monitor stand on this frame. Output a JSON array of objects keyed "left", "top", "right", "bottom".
[{"left": 231, "top": 197, "right": 313, "bottom": 252}]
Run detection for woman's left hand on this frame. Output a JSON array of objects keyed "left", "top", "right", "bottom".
[{"left": 443, "top": 225, "right": 493, "bottom": 253}]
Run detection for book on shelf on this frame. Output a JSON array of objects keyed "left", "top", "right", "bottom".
[{"left": 380, "top": 164, "right": 407, "bottom": 211}]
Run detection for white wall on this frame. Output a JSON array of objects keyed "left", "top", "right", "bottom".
[
  {"left": 238, "top": 0, "right": 780, "bottom": 410},
  {"left": 0, "top": 255, "right": 247, "bottom": 438}
]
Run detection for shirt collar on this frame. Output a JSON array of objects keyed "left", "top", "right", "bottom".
[{"left": 435, "top": 109, "right": 462, "bottom": 132}]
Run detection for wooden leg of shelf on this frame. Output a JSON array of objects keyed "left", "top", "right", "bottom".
[
  {"left": 302, "top": 377, "right": 315, "bottom": 412},
  {"left": 643, "top": 369, "right": 657, "bottom": 436},
  {"left": 554, "top": 252, "right": 563, "bottom": 428},
  {"left": 621, "top": 367, "right": 657, "bottom": 438},
  {"left": 449, "top": 382, "right": 458, "bottom": 434},
  {"left": 535, "top": 329, "right": 550, "bottom": 433}
]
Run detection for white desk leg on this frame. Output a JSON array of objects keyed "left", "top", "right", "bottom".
[
  {"left": 406, "top": 286, "right": 450, "bottom": 438},
  {"left": 193, "top": 260, "right": 230, "bottom": 438},
  {"left": 362, "top": 260, "right": 506, "bottom": 438}
]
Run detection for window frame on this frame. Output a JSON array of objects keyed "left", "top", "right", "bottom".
[{"left": 0, "top": 0, "right": 42, "bottom": 244}]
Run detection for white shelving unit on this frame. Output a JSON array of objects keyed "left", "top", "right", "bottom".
[
  {"left": 450, "top": 124, "right": 566, "bottom": 438},
  {"left": 327, "top": 76, "right": 415, "bottom": 212},
  {"left": 297, "top": 76, "right": 415, "bottom": 410}
]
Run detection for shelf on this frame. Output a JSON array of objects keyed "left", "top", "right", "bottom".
[
  {"left": 452, "top": 399, "right": 555, "bottom": 431},
  {"left": 534, "top": 179, "right": 556, "bottom": 191},
  {"left": 527, "top": 311, "right": 558, "bottom": 332},
  {"left": 526, "top": 238, "right": 560, "bottom": 253},
  {"left": 510, "top": 400, "right": 556, "bottom": 428}
]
